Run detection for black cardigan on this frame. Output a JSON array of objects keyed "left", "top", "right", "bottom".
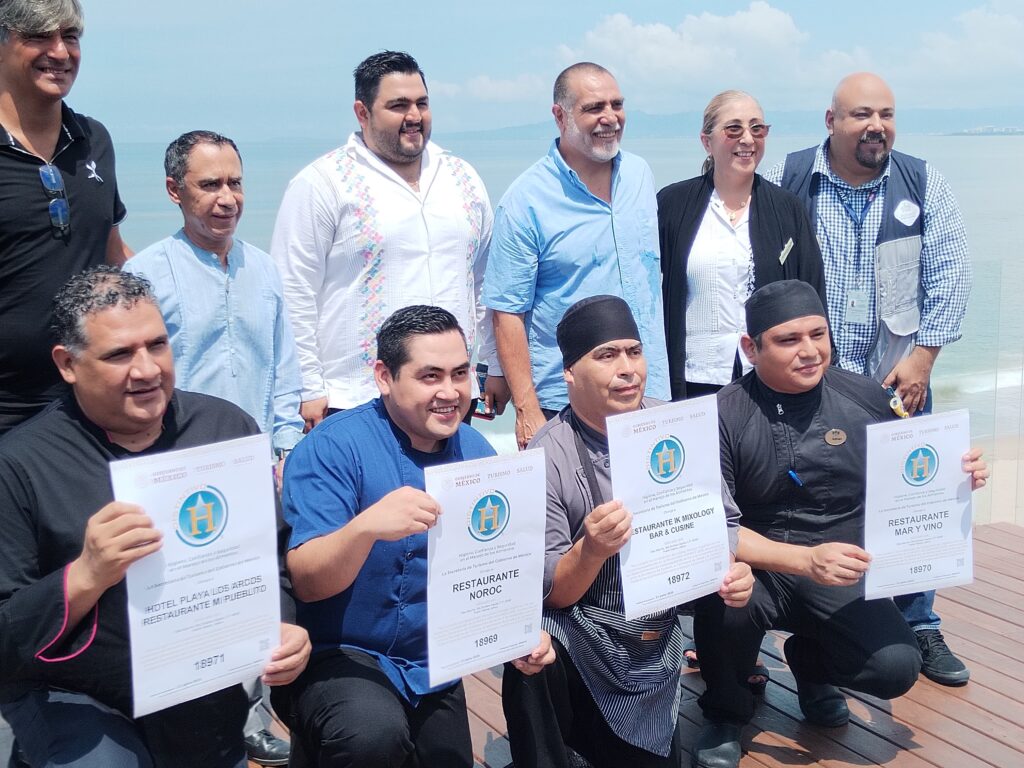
[{"left": 657, "top": 172, "right": 827, "bottom": 400}]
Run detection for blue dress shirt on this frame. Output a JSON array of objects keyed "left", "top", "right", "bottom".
[
  {"left": 125, "top": 230, "right": 303, "bottom": 452},
  {"left": 482, "top": 141, "right": 669, "bottom": 410},
  {"left": 283, "top": 399, "right": 496, "bottom": 702}
]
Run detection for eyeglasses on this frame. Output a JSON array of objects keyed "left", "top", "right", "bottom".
[
  {"left": 721, "top": 123, "right": 771, "bottom": 139},
  {"left": 39, "top": 164, "right": 70, "bottom": 235}
]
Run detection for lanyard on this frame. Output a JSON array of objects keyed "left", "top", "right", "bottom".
[{"left": 836, "top": 185, "right": 878, "bottom": 227}]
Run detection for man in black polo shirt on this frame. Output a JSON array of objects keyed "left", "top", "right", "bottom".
[
  {"left": 0, "top": 267, "right": 310, "bottom": 767},
  {"left": 0, "top": 0, "right": 132, "bottom": 434}
]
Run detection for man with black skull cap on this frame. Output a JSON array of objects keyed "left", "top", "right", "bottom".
[
  {"left": 764, "top": 73, "right": 974, "bottom": 686},
  {"left": 689, "top": 280, "right": 988, "bottom": 768},
  {"left": 502, "top": 295, "right": 753, "bottom": 768}
]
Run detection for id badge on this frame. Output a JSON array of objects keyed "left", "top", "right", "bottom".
[{"left": 845, "top": 289, "right": 870, "bottom": 325}]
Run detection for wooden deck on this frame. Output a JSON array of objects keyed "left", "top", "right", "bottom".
[
  {"left": 4, "top": 523, "right": 1021, "bottom": 767},
  {"left": 466, "top": 522, "right": 1024, "bottom": 768}
]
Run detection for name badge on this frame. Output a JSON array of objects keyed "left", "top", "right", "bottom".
[
  {"left": 846, "top": 289, "right": 870, "bottom": 325},
  {"left": 779, "top": 238, "right": 794, "bottom": 265}
]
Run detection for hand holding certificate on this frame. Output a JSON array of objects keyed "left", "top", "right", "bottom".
[
  {"left": 864, "top": 410, "right": 974, "bottom": 599},
  {"left": 425, "top": 449, "right": 545, "bottom": 687},
  {"left": 606, "top": 396, "right": 731, "bottom": 619},
  {"left": 110, "top": 433, "right": 281, "bottom": 716}
]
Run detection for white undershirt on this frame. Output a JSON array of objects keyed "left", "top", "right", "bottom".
[{"left": 684, "top": 190, "right": 755, "bottom": 385}]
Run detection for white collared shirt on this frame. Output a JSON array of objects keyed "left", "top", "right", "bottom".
[
  {"left": 684, "top": 190, "right": 754, "bottom": 385},
  {"left": 271, "top": 134, "right": 494, "bottom": 408}
]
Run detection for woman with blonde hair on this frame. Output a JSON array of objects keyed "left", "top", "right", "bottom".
[{"left": 658, "top": 90, "right": 827, "bottom": 400}]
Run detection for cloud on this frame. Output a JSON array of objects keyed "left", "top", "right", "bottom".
[
  {"left": 424, "top": 1, "right": 1024, "bottom": 131},
  {"left": 894, "top": 3, "right": 1024, "bottom": 106},
  {"left": 556, "top": 4, "right": 809, "bottom": 100},
  {"left": 551, "top": 1, "right": 1024, "bottom": 112},
  {"left": 426, "top": 75, "right": 550, "bottom": 132},
  {"left": 464, "top": 74, "right": 548, "bottom": 102},
  {"left": 429, "top": 80, "right": 464, "bottom": 98}
]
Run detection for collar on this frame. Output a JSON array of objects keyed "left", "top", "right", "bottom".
[
  {"left": 752, "top": 372, "right": 824, "bottom": 415},
  {"left": 0, "top": 101, "right": 82, "bottom": 152},
  {"left": 371, "top": 397, "right": 455, "bottom": 461},
  {"left": 566, "top": 398, "right": 653, "bottom": 454},
  {"left": 547, "top": 138, "right": 621, "bottom": 197},
  {"left": 815, "top": 138, "right": 891, "bottom": 192},
  {"left": 566, "top": 406, "right": 609, "bottom": 455},
  {"left": 174, "top": 228, "right": 238, "bottom": 269},
  {"left": 66, "top": 389, "right": 178, "bottom": 458},
  {"left": 345, "top": 131, "right": 445, "bottom": 188}
]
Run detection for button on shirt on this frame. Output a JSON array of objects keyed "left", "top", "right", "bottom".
[
  {"left": 271, "top": 134, "right": 494, "bottom": 409},
  {"left": 482, "top": 141, "right": 669, "bottom": 410},
  {"left": 764, "top": 142, "right": 970, "bottom": 374},
  {"left": 282, "top": 399, "right": 496, "bottom": 702},
  {"left": 125, "top": 231, "right": 303, "bottom": 452}
]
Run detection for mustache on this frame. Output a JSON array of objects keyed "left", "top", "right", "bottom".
[{"left": 858, "top": 131, "right": 887, "bottom": 143}]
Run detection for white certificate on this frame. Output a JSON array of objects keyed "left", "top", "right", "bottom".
[
  {"left": 425, "top": 449, "right": 545, "bottom": 687},
  {"left": 111, "top": 433, "right": 281, "bottom": 717},
  {"left": 607, "top": 397, "right": 731, "bottom": 620},
  {"left": 864, "top": 410, "right": 973, "bottom": 600}
]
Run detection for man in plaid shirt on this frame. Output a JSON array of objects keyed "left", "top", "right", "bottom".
[{"left": 764, "top": 72, "right": 972, "bottom": 688}]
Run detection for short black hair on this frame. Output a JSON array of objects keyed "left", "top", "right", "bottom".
[
  {"left": 51, "top": 266, "right": 156, "bottom": 355},
  {"left": 354, "top": 50, "right": 426, "bottom": 107},
  {"left": 376, "top": 305, "right": 465, "bottom": 376},
  {"left": 164, "top": 130, "right": 240, "bottom": 186}
]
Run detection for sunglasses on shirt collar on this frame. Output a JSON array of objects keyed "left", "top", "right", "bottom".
[{"left": 39, "top": 164, "right": 70, "bottom": 235}]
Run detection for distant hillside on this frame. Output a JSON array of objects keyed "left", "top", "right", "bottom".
[{"left": 450, "top": 107, "right": 1024, "bottom": 140}]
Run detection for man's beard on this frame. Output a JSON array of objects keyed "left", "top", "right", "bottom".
[
  {"left": 368, "top": 120, "right": 429, "bottom": 165},
  {"left": 855, "top": 132, "right": 889, "bottom": 170},
  {"left": 564, "top": 117, "right": 620, "bottom": 162}
]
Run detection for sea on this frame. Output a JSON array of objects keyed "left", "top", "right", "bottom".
[{"left": 113, "top": 133, "right": 1024, "bottom": 459}]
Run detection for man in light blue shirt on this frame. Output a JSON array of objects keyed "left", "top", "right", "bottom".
[
  {"left": 481, "top": 62, "right": 669, "bottom": 449},
  {"left": 124, "top": 130, "right": 302, "bottom": 766},
  {"left": 125, "top": 131, "right": 303, "bottom": 456}
]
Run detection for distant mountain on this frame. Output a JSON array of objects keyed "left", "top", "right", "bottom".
[{"left": 450, "top": 107, "right": 1024, "bottom": 140}]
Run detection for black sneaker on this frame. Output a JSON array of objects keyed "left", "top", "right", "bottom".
[{"left": 916, "top": 629, "right": 970, "bottom": 686}]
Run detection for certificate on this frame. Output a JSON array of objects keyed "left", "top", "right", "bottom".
[
  {"left": 425, "top": 449, "right": 545, "bottom": 687},
  {"left": 607, "top": 396, "right": 731, "bottom": 620},
  {"left": 864, "top": 410, "right": 973, "bottom": 600},
  {"left": 111, "top": 433, "right": 281, "bottom": 717}
]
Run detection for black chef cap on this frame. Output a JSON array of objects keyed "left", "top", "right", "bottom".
[
  {"left": 745, "top": 280, "right": 826, "bottom": 338},
  {"left": 557, "top": 295, "right": 641, "bottom": 368}
]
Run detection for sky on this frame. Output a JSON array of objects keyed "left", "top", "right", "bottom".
[{"left": 70, "top": 0, "right": 1024, "bottom": 144}]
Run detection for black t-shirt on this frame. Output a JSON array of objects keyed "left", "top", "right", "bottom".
[{"left": 0, "top": 103, "right": 126, "bottom": 421}]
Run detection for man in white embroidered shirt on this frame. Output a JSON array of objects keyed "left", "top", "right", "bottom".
[{"left": 271, "top": 50, "right": 494, "bottom": 431}]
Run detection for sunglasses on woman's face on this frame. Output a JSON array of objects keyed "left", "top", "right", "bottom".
[{"left": 721, "top": 123, "right": 771, "bottom": 139}]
